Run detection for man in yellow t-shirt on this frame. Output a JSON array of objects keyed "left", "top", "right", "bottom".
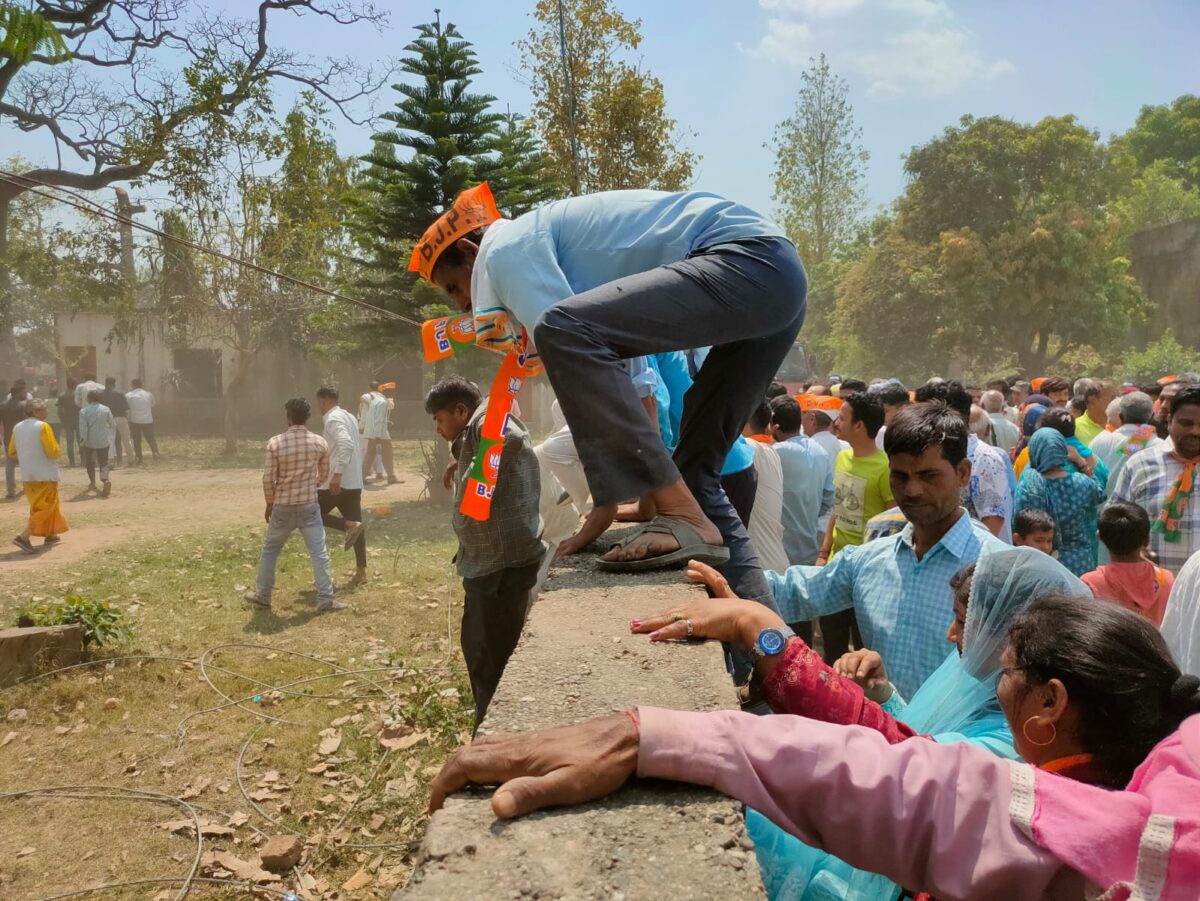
[{"left": 815, "top": 392, "right": 893, "bottom": 662}]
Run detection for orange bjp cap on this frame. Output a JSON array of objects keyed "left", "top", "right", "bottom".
[
  {"left": 797, "top": 394, "right": 843, "bottom": 412},
  {"left": 409, "top": 183, "right": 502, "bottom": 284}
]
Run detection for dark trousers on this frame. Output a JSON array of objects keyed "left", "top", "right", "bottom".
[
  {"left": 720, "top": 465, "right": 758, "bottom": 530},
  {"left": 130, "top": 422, "right": 159, "bottom": 460},
  {"left": 534, "top": 236, "right": 806, "bottom": 609},
  {"left": 461, "top": 560, "right": 540, "bottom": 729},
  {"left": 318, "top": 487, "right": 366, "bottom": 569},
  {"left": 82, "top": 446, "right": 109, "bottom": 484},
  {"left": 59, "top": 422, "right": 77, "bottom": 466}
]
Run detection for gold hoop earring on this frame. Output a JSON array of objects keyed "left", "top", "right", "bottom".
[{"left": 1022, "top": 716, "right": 1056, "bottom": 748}]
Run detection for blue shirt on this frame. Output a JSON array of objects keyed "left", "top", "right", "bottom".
[
  {"left": 767, "top": 512, "right": 1007, "bottom": 699},
  {"left": 78, "top": 402, "right": 115, "bottom": 449},
  {"left": 475, "top": 190, "right": 786, "bottom": 335},
  {"left": 775, "top": 434, "right": 835, "bottom": 565}
]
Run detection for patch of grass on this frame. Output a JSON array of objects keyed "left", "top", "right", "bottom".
[{"left": 0, "top": 495, "right": 472, "bottom": 899}]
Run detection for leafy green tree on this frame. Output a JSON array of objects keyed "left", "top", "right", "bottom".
[
  {"left": 154, "top": 100, "right": 357, "bottom": 452},
  {"left": 1121, "top": 331, "right": 1200, "bottom": 385},
  {"left": 834, "top": 115, "right": 1145, "bottom": 377},
  {"left": 1121, "top": 95, "right": 1200, "bottom": 190},
  {"left": 517, "top": 0, "right": 696, "bottom": 194},
  {"left": 478, "top": 111, "right": 564, "bottom": 217},
  {"left": 0, "top": 0, "right": 387, "bottom": 380},
  {"left": 769, "top": 54, "right": 868, "bottom": 268},
  {"left": 1110, "top": 159, "right": 1200, "bottom": 245}
]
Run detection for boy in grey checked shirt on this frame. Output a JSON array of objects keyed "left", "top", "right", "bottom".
[{"left": 425, "top": 376, "right": 543, "bottom": 729}]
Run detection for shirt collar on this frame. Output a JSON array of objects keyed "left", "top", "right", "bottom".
[{"left": 897, "top": 509, "right": 975, "bottom": 560}]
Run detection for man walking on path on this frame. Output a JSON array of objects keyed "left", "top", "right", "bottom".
[
  {"left": 57, "top": 379, "right": 79, "bottom": 467},
  {"left": 316, "top": 386, "right": 368, "bottom": 588},
  {"left": 2, "top": 380, "right": 28, "bottom": 499},
  {"left": 125, "top": 379, "right": 159, "bottom": 462},
  {"left": 73, "top": 373, "right": 102, "bottom": 410},
  {"left": 358, "top": 381, "right": 398, "bottom": 484},
  {"left": 245, "top": 398, "right": 344, "bottom": 613},
  {"left": 101, "top": 377, "right": 130, "bottom": 465},
  {"left": 8, "top": 399, "right": 68, "bottom": 553},
  {"left": 78, "top": 389, "right": 115, "bottom": 496}
]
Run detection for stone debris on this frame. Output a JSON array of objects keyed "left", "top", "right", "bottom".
[{"left": 258, "top": 834, "right": 303, "bottom": 873}]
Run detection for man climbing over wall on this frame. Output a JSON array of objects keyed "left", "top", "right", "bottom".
[{"left": 412, "top": 184, "right": 807, "bottom": 610}]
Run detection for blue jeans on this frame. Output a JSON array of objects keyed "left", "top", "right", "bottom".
[{"left": 256, "top": 502, "right": 334, "bottom": 607}]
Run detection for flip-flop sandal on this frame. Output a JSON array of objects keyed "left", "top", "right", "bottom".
[{"left": 596, "top": 516, "right": 729, "bottom": 572}]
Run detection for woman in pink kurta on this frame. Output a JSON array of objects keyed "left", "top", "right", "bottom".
[{"left": 430, "top": 591, "right": 1200, "bottom": 900}]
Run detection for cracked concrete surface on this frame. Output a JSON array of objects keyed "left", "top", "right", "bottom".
[{"left": 396, "top": 558, "right": 764, "bottom": 899}]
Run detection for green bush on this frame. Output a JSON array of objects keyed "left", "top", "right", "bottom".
[
  {"left": 1121, "top": 331, "right": 1200, "bottom": 385},
  {"left": 14, "top": 595, "right": 133, "bottom": 648}
]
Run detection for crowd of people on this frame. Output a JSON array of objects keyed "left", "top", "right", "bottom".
[
  {"left": 429, "top": 368, "right": 1200, "bottom": 901},
  {"left": 405, "top": 185, "right": 1200, "bottom": 900}
]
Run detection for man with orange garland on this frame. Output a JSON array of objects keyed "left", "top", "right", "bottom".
[{"left": 411, "top": 185, "right": 807, "bottom": 621}]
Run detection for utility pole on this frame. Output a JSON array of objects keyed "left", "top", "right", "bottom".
[
  {"left": 556, "top": 0, "right": 581, "bottom": 195},
  {"left": 114, "top": 187, "right": 146, "bottom": 380}
]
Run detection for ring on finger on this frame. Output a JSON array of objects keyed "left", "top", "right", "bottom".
[
  {"left": 685, "top": 619, "right": 694, "bottom": 638},
  {"left": 671, "top": 614, "right": 683, "bottom": 623}
]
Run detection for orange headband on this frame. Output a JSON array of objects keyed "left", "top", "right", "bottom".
[
  {"left": 409, "top": 183, "right": 502, "bottom": 283},
  {"left": 797, "top": 394, "right": 843, "bottom": 412},
  {"left": 376, "top": 381, "right": 396, "bottom": 391}
]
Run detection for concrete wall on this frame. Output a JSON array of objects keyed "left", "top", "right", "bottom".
[
  {"left": 398, "top": 559, "right": 764, "bottom": 899},
  {"left": 1130, "top": 217, "right": 1200, "bottom": 349},
  {"left": 53, "top": 312, "right": 429, "bottom": 437}
]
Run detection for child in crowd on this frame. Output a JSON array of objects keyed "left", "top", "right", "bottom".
[
  {"left": 1012, "top": 508, "right": 1056, "bottom": 556},
  {"left": 424, "top": 376, "right": 544, "bottom": 730},
  {"left": 1081, "top": 501, "right": 1175, "bottom": 627}
]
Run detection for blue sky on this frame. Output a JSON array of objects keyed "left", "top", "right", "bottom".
[{"left": 6, "top": 0, "right": 1198, "bottom": 220}]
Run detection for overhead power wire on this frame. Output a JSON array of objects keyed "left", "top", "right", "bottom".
[{"left": 0, "top": 169, "right": 425, "bottom": 329}]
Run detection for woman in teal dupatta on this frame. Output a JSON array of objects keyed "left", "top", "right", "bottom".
[{"left": 747, "top": 547, "right": 1088, "bottom": 900}]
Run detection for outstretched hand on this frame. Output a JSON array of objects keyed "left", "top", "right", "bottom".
[
  {"left": 629, "top": 559, "right": 785, "bottom": 649},
  {"left": 833, "top": 649, "right": 893, "bottom": 703},
  {"left": 429, "top": 714, "right": 639, "bottom": 820}
]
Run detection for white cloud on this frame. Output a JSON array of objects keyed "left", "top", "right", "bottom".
[
  {"left": 856, "top": 28, "right": 1015, "bottom": 98},
  {"left": 759, "top": 0, "right": 865, "bottom": 16},
  {"left": 883, "top": 0, "right": 951, "bottom": 17},
  {"left": 738, "top": 18, "right": 814, "bottom": 66}
]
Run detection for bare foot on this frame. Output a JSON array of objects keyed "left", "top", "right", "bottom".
[
  {"left": 614, "top": 496, "right": 655, "bottom": 522},
  {"left": 349, "top": 569, "right": 367, "bottom": 588}
]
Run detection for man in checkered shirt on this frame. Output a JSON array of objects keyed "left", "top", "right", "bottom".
[
  {"left": 245, "top": 397, "right": 346, "bottom": 613},
  {"left": 1109, "top": 384, "right": 1200, "bottom": 575},
  {"left": 768, "top": 402, "right": 1007, "bottom": 700}
]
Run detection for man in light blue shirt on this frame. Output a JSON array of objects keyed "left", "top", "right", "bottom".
[
  {"left": 768, "top": 403, "right": 1007, "bottom": 699},
  {"left": 78, "top": 389, "right": 115, "bottom": 496},
  {"left": 769, "top": 397, "right": 834, "bottom": 566},
  {"left": 421, "top": 189, "right": 807, "bottom": 609}
]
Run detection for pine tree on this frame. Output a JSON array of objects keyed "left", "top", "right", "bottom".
[
  {"left": 350, "top": 13, "right": 500, "bottom": 338},
  {"left": 479, "top": 111, "right": 564, "bottom": 217}
]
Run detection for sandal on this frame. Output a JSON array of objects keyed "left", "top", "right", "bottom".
[
  {"left": 596, "top": 516, "right": 729, "bottom": 572},
  {"left": 12, "top": 536, "right": 37, "bottom": 555}
]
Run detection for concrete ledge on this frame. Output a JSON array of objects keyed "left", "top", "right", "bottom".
[
  {"left": 398, "top": 582, "right": 763, "bottom": 899},
  {"left": 0, "top": 624, "right": 84, "bottom": 687}
]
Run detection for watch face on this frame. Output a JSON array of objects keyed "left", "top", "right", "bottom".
[{"left": 758, "top": 628, "right": 786, "bottom": 656}]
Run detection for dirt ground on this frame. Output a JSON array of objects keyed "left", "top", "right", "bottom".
[
  {"left": 0, "top": 447, "right": 472, "bottom": 899},
  {"left": 0, "top": 459, "right": 424, "bottom": 569}
]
